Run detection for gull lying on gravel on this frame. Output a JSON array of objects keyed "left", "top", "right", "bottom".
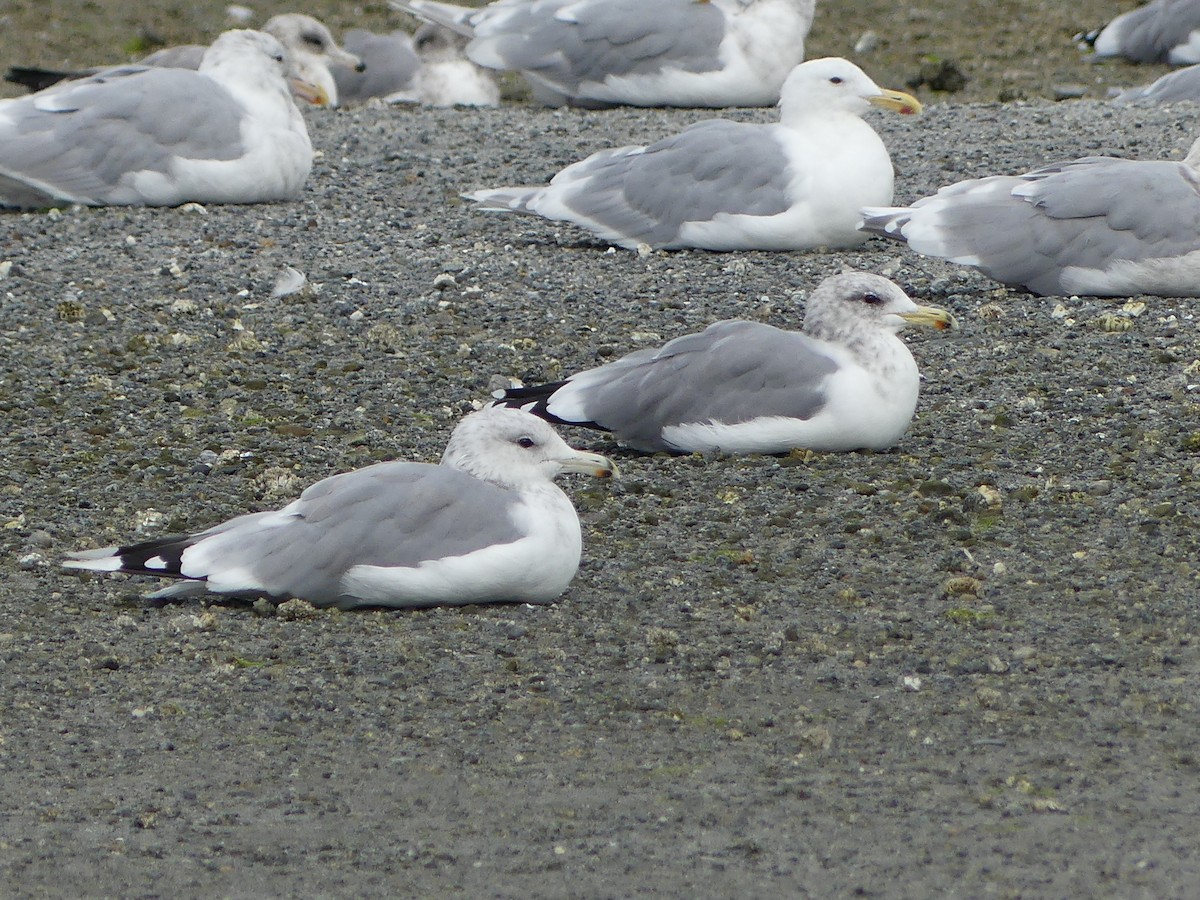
[
  {"left": 492, "top": 272, "right": 956, "bottom": 454},
  {"left": 5, "top": 14, "right": 363, "bottom": 107},
  {"left": 859, "top": 137, "right": 1200, "bottom": 297},
  {"left": 0, "top": 30, "right": 315, "bottom": 209},
  {"left": 390, "top": 0, "right": 815, "bottom": 108},
  {"left": 64, "top": 408, "right": 616, "bottom": 610},
  {"left": 1079, "top": 0, "right": 1200, "bottom": 64},
  {"left": 333, "top": 24, "right": 500, "bottom": 107},
  {"left": 464, "top": 58, "right": 921, "bottom": 252},
  {"left": 1111, "top": 63, "right": 1200, "bottom": 103}
]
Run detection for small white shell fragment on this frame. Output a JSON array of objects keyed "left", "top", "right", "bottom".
[
  {"left": 433, "top": 273, "right": 458, "bottom": 290},
  {"left": 272, "top": 265, "right": 308, "bottom": 298},
  {"left": 178, "top": 202, "right": 208, "bottom": 215},
  {"left": 134, "top": 508, "right": 166, "bottom": 535},
  {"left": 0, "top": 260, "right": 11, "bottom": 280},
  {"left": 901, "top": 675, "right": 922, "bottom": 692}
]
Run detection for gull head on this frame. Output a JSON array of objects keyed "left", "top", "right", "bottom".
[
  {"left": 802, "top": 271, "right": 956, "bottom": 343},
  {"left": 779, "top": 57, "right": 922, "bottom": 123},
  {"left": 442, "top": 408, "right": 617, "bottom": 488}
]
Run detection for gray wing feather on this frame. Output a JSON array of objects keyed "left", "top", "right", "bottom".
[
  {"left": 870, "top": 158, "right": 1200, "bottom": 295},
  {"left": 468, "top": 0, "right": 725, "bottom": 92},
  {"left": 191, "top": 461, "right": 526, "bottom": 605},
  {"left": 0, "top": 66, "right": 244, "bottom": 206},
  {"left": 558, "top": 321, "right": 839, "bottom": 451},
  {"left": 555, "top": 120, "right": 792, "bottom": 247},
  {"left": 1112, "top": 64, "right": 1200, "bottom": 104},
  {"left": 332, "top": 29, "right": 421, "bottom": 103},
  {"left": 138, "top": 45, "right": 208, "bottom": 69}
]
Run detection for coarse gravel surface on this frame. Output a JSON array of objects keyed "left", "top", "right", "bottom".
[{"left": 3, "top": 2, "right": 1200, "bottom": 898}]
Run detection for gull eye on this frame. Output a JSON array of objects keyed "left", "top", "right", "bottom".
[
  {"left": 517, "top": 436, "right": 536, "bottom": 449},
  {"left": 861, "top": 292, "right": 883, "bottom": 305},
  {"left": 303, "top": 34, "right": 324, "bottom": 49},
  {"left": 272, "top": 53, "right": 285, "bottom": 63},
  {"left": 829, "top": 76, "right": 844, "bottom": 85}
]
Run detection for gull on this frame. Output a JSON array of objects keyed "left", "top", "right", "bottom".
[
  {"left": 492, "top": 272, "right": 956, "bottom": 454},
  {"left": 5, "top": 14, "right": 363, "bottom": 107},
  {"left": 0, "top": 29, "right": 314, "bottom": 209},
  {"left": 390, "top": 0, "right": 815, "bottom": 108},
  {"left": 1080, "top": 0, "right": 1200, "bottom": 65},
  {"left": 333, "top": 24, "right": 500, "bottom": 107},
  {"left": 1111, "top": 63, "right": 1200, "bottom": 103},
  {"left": 859, "top": 137, "right": 1200, "bottom": 297},
  {"left": 64, "top": 408, "right": 617, "bottom": 610},
  {"left": 463, "top": 57, "right": 921, "bottom": 252}
]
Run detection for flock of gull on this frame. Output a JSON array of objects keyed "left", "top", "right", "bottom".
[{"left": 0, "top": 0, "right": 1190, "bottom": 609}]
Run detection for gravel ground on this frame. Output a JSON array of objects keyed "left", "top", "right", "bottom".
[{"left": 4, "top": 3, "right": 1200, "bottom": 898}]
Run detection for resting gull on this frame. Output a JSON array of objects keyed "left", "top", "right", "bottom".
[
  {"left": 464, "top": 57, "right": 921, "bottom": 252},
  {"left": 63, "top": 408, "right": 617, "bottom": 610},
  {"left": 491, "top": 273, "right": 956, "bottom": 455},
  {"left": 5, "top": 14, "right": 363, "bottom": 107},
  {"left": 859, "top": 137, "right": 1200, "bottom": 297},
  {"left": 1111, "top": 62, "right": 1200, "bottom": 103},
  {"left": 1080, "top": 0, "right": 1200, "bottom": 64},
  {"left": 389, "top": 0, "right": 815, "bottom": 108},
  {"left": 332, "top": 24, "right": 500, "bottom": 107},
  {"left": 0, "top": 29, "right": 314, "bottom": 209}
]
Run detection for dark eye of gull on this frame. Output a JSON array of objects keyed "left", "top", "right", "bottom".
[
  {"left": 303, "top": 34, "right": 325, "bottom": 49},
  {"left": 517, "top": 436, "right": 537, "bottom": 449},
  {"left": 861, "top": 292, "right": 883, "bottom": 305},
  {"left": 829, "top": 76, "right": 844, "bottom": 85}
]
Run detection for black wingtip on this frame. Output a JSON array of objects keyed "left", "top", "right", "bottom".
[
  {"left": 491, "top": 381, "right": 613, "bottom": 435},
  {"left": 108, "top": 533, "right": 200, "bottom": 580},
  {"left": 4, "top": 66, "right": 74, "bottom": 92}
]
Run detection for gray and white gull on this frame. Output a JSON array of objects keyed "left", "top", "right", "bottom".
[
  {"left": 860, "top": 137, "right": 1200, "bottom": 298},
  {"left": 64, "top": 408, "right": 616, "bottom": 610},
  {"left": 0, "top": 29, "right": 314, "bottom": 209},
  {"left": 390, "top": 0, "right": 815, "bottom": 108},
  {"left": 492, "top": 273, "right": 956, "bottom": 455},
  {"left": 464, "top": 57, "right": 921, "bottom": 252},
  {"left": 1081, "top": 0, "right": 1200, "bottom": 65}
]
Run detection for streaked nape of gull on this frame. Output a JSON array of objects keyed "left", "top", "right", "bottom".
[
  {"left": 390, "top": 0, "right": 815, "bottom": 108},
  {"left": 463, "top": 58, "right": 921, "bottom": 252},
  {"left": 64, "top": 408, "right": 617, "bottom": 610},
  {"left": 1111, "top": 62, "right": 1200, "bottom": 103},
  {"left": 0, "top": 30, "right": 313, "bottom": 209},
  {"left": 332, "top": 25, "right": 500, "bottom": 107},
  {"left": 1080, "top": 0, "right": 1200, "bottom": 64},
  {"left": 491, "top": 273, "right": 956, "bottom": 455},
  {"left": 859, "top": 137, "right": 1200, "bottom": 298},
  {"left": 4, "top": 14, "right": 363, "bottom": 107},
  {"left": 409, "top": 23, "right": 502, "bottom": 106}
]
